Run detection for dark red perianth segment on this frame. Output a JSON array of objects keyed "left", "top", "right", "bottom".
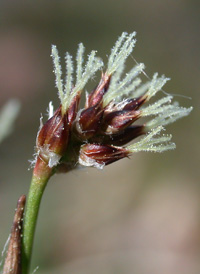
[
  {"left": 102, "top": 96, "right": 146, "bottom": 135},
  {"left": 75, "top": 105, "right": 103, "bottom": 139},
  {"left": 79, "top": 143, "right": 129, "bottom": 166},
  {"left": 37, "top": 105, "right": 69, "bottom": 156},
  {"left": 103, "top": 110, "right": 141, "bottom": 134},
  {"left": 68, "top": 91, "right": 81, "bottom": 127},
  {"left": 122, "top": 96, "right": 146, "bottom": 111},
  {"left": 86, "top": 73, "right": 111, "bottom": 108},
  {"left": 105, "top": 125, "right": 145, "bottom": 146}
]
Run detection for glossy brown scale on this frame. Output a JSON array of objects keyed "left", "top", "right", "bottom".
[
  {"left": 80, "top": 143, "right": 129, "bottom": 166},
  {"left": 37, "top": 105, "right": 69, "bottom": 156}
]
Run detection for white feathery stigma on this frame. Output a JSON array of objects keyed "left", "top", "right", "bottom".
[
  {"left": 51, "top": 45, "right": 64, "bottom": 103},
  {"left": 51, "top": 43, "right": 103, "bottom": 114},
  {"left": 127, "top": 126, "right": 176, "bottom": 153}
]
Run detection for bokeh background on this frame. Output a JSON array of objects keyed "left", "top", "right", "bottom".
[{"left": 0, "top": 1, "right": 199, "bottom": 273}]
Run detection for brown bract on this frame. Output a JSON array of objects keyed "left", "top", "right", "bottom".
[
  {"left": 75, "top": 105, "right": 103, "bottom": 139},
  {"left": 86, "top": 73, "right": 111, "bottom": 107},
  {"left": 68, "top": 91, "right": 81, "bottom": 127},
  {"left": 79, "top": 143, "right": 129, "bottom": 167},
  {"left": 36, "top": 105, "right": 69, "bottom": 163},
  {"left": 3, "top": 195, "right": 26, "bottom": 274}
]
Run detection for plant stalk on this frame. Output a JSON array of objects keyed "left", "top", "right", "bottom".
[{"left": 22, "top": 159, "right": 52, "bottom": 274}]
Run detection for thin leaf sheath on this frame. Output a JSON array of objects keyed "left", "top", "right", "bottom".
[{"left": 3, "top": 195, "right": 26, "bottom": 274}]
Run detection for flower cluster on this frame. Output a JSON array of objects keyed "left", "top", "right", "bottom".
[{"left": 35, "top": 32, "right": 192, "bottom": 171}]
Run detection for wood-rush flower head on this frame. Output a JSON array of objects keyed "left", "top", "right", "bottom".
[{"left": 35, "top": 32, "right": 192, "bottom": 172}]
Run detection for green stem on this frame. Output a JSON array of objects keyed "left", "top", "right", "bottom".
[{"left": 22, "top": 159, "right": 52, "bottom": 274}]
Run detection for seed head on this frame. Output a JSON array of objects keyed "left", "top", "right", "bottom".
[{"left": 34, "top": 32, "right": 192, "bottom": 171}]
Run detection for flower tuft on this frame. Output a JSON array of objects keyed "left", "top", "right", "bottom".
[
  {"left": 127, "top": 126, "right": 176, "bottom": 153},
  {"left": 51, "top": 45, "right": 64, "bottom": 104},
  {"left": 107, "top": 32, "right": 136, "bottom": 75},
  {"left": 34, "top": 32, "right": 192, "bottom": 172},
  {"left": 51, "top": 44, "right": 103, "bottom": 114}
]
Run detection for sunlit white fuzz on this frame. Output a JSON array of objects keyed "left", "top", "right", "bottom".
[
  {"left": 144, "top": 73, "right": 170, "bottom": 101},
  {"left": 78, "top": 153, "right": 105, "bottom": 170},
  {"left": 147, "top": 103, "right": 193, "bottom": 129},
  {"left": 48, "top": 101, "right": 54, "bottom": 119},
  {"left": 51, "top": 44, "right": 103, "bottom": 114},
  {"left": 104, "top": 63, "right": 144, "bottom": 105},
  {"left": 39, "top": 145, "right": 61, "bottom": 168},
  {"left": 127, "top": 126, "right": 175, "bottom": 153},
  {"left": 107, "top": 32, "right": 136, "bottom": 75},
  {"left": 141, "top": 96, "right": 173, "bottom": 117},
  {"left": 51, "top": 46, "right": 64, "bottom": 104}
]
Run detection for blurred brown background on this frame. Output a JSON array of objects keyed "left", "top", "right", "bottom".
[{"left": 0, "top": 1, "right": 199, "bottom": 273}]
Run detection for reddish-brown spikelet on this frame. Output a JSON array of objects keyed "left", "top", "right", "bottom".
[
  {"left": 74, "top": 73, "right": 111, "bottom": 139},
  {"left": 79, "top": 143, "right": 129, "bottom": 167},
  {"left": 68, "top": 91, "right": 81, "bottom": 127},
  {"left": 75, "top": 105, "right": 103, "bottom": 139},
  {"left": 102, "top": 109, "right": 141, "bottom": 134},
  {"left": 104, "top": 125, "right": 145, "bottom": 146},
  {"left": 86, "top": 73, "right": 111, "bottom": 107},
  {"left": 101, "top": 96, "right": 147, "bottom": 134},
  {"left": 36, "top": 105, "right": 69, "bottom": 161}
]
